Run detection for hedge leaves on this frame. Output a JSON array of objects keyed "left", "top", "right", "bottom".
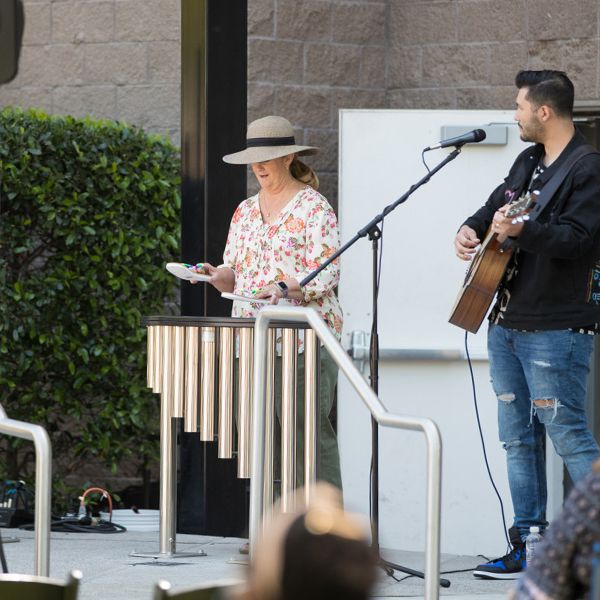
[{"left": 0, "top": 107, "right": 180, "bottom": 479}]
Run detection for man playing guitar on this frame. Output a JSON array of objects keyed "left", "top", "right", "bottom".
[{"left": 454, "top": 70, "right": 600, "bottom": 580}]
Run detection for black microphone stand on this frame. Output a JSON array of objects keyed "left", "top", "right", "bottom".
[
  {"left": 0, "top": 528, "right": 8, "bottom": 574},
  {"left": 301, "top": 146, "right": 465, "bottom": 588}
]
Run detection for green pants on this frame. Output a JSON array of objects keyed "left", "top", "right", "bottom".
[
  {"left": 272, "top": 348, "right": 342, "bottom": 491},
  {"left": 235, "top": 348, "right": 342, "bottom": 492}
]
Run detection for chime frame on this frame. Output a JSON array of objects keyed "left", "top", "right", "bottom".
[{"left": 138, "top": 315, "right": 316, "bottom": 558}]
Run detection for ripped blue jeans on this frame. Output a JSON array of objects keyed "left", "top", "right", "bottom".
[{"left": 488, "top": 324, "right": 600, "bottom": 539}]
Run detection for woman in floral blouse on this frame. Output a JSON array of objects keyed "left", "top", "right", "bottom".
[{"left": 202, "top": 115, "right": 343, "bottom": 493}]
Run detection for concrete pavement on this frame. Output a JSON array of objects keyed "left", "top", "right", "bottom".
[{"left": 0, "top": 527, "right": 514, "bottom": 599}]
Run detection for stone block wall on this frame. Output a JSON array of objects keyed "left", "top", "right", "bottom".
[
  {"left": 2, "top": 0, "right": 600, "bottom": 204},
  {"left": 387, "top": 0, "right": 600, "bottom": 111},
  {"left": 0, "top": 0, "right": 181, "bottom": 143},
  {"left": 250, "top": 0, "right": 600, "bottom": 203},
  {"left": 248, "top": 0, "right": 387, "bottom": 203}
]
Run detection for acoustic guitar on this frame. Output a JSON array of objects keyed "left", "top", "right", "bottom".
[{"left": 449, "top": 192, "right": 537, "bottom": 334}]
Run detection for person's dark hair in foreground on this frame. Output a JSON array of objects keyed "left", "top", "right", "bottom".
[
  {"left": 238, "top": 484, "right": 377, "bottom": 600},
  {"left": 280, "top": 511, "right": 377, "bottom": 600}
]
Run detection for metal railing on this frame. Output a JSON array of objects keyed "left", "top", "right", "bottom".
[
  {"left": 0, "top": 404, "right": 52, "bottom": 576},
  {"left": 249, "top": 306, "right": 443, "bottom": 600}
]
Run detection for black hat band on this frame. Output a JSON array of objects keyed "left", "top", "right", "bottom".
[{"left": 245, "top": 136, "right": 296, "bottom": 148}]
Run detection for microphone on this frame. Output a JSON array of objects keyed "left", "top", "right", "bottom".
[{"left": 424, "top": 129, "right": 486, "bottom": 151}]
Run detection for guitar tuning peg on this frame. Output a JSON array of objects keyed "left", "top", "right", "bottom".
[{"left": 522, "top": 215, "right": 530, "bottom": 221}]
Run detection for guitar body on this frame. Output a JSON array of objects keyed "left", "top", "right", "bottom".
[
  {"left": 449, "top": 231, "right": 514, "bottom": 333},
  {"left": 448, "top": 192, "right": 535, "bottom": 334}
]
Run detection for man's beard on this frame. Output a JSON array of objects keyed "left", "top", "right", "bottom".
[{"left": 519, "top": 117, "right": 544, "bottom": 143}]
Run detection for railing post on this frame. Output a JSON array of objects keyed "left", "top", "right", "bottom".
[
  {"left": 249, "top": 315, "right": 269, "bottom": 552},
  {"left": 0, "top": 403, "right": 52, "bottom": 577},
  {"left": 248, "top": 306, "right": 442, "bottom": 600}
]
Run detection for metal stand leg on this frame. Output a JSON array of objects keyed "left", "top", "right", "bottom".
[{"left": 130, "top": 413, "right": 206, "bottom": 559}]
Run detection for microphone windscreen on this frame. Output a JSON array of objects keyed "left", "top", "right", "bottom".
[{"left": 473, "top": 129, "right": 487, "bottom": 142}]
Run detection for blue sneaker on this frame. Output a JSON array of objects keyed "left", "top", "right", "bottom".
[{"left": 473, "top": 528, "right": 525, "bottom": 580}]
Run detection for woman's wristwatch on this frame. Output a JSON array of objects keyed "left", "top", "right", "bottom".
[{"left": 276, "top": 281, "right": 289, "bottom": 298}]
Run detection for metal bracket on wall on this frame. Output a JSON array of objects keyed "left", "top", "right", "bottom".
[{"left": 440, "top": 124, "right": 509, "bottom": 145}]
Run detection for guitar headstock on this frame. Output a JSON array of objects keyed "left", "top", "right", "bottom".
[{"left": 506, "top": 190, "right": 539, "bottom": 224}]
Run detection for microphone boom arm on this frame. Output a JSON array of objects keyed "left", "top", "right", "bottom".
[{"left": 300, "top": 146, "right": 463, "bottom": 287}]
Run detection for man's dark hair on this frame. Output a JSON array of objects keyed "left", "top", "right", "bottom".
[{"left": 515, "top": 70, "right": 574, "bottom": 118}]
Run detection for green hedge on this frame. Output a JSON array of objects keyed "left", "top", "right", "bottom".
[{"left": 0, "top": 107, "right": 180, "bottom": 482}]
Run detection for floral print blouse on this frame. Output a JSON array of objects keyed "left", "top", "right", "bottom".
[{"left": 221, "top": 186, "right": 343, "bottom": 341}]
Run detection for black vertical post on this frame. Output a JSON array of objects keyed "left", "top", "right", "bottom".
[
  {"left": 181, "top": 0, "right": 247, "bottom": 317},
  {"left": 178, "top": 0, "right": 248, "bottom": 537},
  {"left": 180, "top": 0, "right": 206, "bottom": 317},
  {"left": 205, "top": 1, "right": 248, "bottom": 316}
]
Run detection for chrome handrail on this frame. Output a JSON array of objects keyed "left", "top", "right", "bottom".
[
  {"left": 0, "top": 403, "right": 52, "bottom": 576},
  {"left": 250, "top": 306, "right": 442, "bottom": 600}
]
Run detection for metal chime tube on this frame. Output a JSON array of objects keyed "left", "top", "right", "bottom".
[
  {"left": 281, "top": 328, "right": 298, "bottom": 512},
  {"left": 184, "top": 327, "right": 199, "bottom": 432},
  {"left": 249, "top": 313, "right": 270, "bottom": 556},
  {"left": 161, "top": 326, "right": 175, "bottom": 415},
  {"left": 262, "top": 328, "right": 276, "bottom": 521},
  {"left": 172, "top": 327, "right": 185, "bottom": 418},
  {"left": 218, "top": 327, "right": 234, "bottom": 458},
  {"left": 237, "top": 327, "right": 253, "bottom": 478},
  {"left": 304, "top": 328, "right": 319, "bottom": 503},
  {"left": 159, "top": 325, "right": 177, "bottom": 554},
  {"left": 147, "top": 326, "right": 155, "bottom": 389},
  {"left": 200, "top": 327, "right": 216, "bottom": 441},
  {"left": 153, "top": 325, "right": 163, "bottom": 394}
]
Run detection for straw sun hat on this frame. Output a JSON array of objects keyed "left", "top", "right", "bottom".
[{"left": 222, "top": 115, "right": 319, "bottom": 165}]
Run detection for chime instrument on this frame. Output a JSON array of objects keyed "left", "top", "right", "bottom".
[{"left": 145, "top": 316, "right": 319, "bottom": 514}]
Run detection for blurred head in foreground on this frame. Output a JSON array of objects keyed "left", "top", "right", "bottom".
[{"left": 243, "top": 484, "right": 377, "bottom": 600}]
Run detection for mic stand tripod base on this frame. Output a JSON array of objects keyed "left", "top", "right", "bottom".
[
  {"left": 378, "top": 556, "right": 451, "bottom": 588},
  {"left": 130, "top": 549, "right": 207, "bottom": 559}
]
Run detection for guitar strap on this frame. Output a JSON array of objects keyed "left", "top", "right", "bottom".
[{"left": 526, "top": 143, "right": 599, "bottom": 221}]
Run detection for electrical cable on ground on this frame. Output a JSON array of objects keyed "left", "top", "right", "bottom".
[
  {"left": 464, "top": 330, "right": 511, "bottom": 550},
  {"left": 20, "top": 486, "right": 126, "bottom": 534},
  {"left": 20, "top": 517, "right": 126, "bottom": 534}
]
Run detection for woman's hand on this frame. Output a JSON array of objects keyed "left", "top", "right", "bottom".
[
  {"left": 190, "top": 263, "right": 235, "bottom": 293},
  {"left": 207, "top": 264, "right": 235, "bottom": 293},
  {"left": 253, "top": 278, "right": 304, "bottom": 304},
  {"left": 253, "top": 282, "right": 286, "bottom": 305}
]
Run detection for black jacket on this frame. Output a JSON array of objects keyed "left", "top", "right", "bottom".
[{"left": 463, "top": 130, "right": 600, "bottom": 330}]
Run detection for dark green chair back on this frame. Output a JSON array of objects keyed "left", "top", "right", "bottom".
[
  {"left": 0, "top": 570, "right": 81, "bottom": 600},
  {"left": 153, "top": 579, "right": 239, "bottom": 600}
]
